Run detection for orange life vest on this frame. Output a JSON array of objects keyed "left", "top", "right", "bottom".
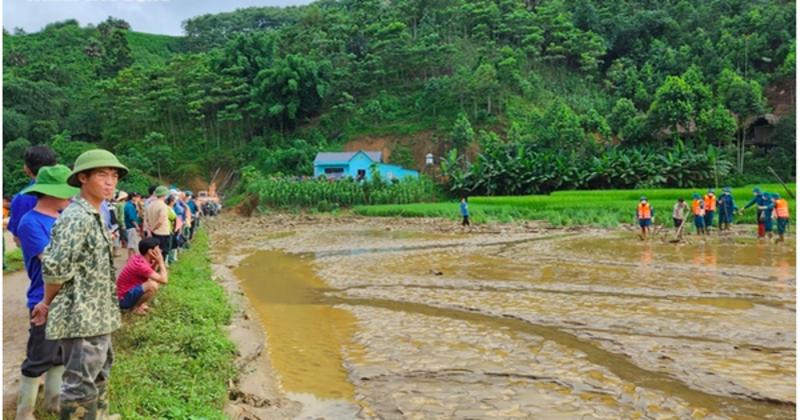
[
  {"left": 775, "top": 199, "right": 790, "bottom": 218},
  {"left": 692, "top": 199, "right": 705, "bottom": 216},
  {"left": 637, "top": 202, "right": 652, "bottom": 219},
  {"left": 704, "top": 193, "right": 716, "bottom": 211}
]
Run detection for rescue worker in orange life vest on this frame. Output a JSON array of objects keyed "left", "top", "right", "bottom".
[
  {"left": 691, "top": 193, "right": 707, "bottom": 235},
  {"left": 772, "top": 193, "right": 790, "bottom": 242},
  {"left": 703, "top": 189, "right": 716, "bottom": 233},
  {"left": 636, "top": 196, "right": 653, "bottom": 240}
]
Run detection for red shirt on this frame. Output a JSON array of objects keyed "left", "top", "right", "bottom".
[{"left": 116, "top": 254, "right": 155, "bottom": 299}]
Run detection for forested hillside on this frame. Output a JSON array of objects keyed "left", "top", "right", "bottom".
[{"left": 3, "top": 0, "right": 795, "bottom": 196}]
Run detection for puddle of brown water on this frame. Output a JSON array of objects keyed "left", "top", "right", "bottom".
[
  {"left": 560, "top": 234, "right": 796, "bottom": 268},
  {"left": 234, "top": 250, "right": 358, "bottom": 401}
]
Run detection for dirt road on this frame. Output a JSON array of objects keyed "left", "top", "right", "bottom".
[
  {"left": 3, "top": 254, "right": 128, "bottom": 413},
  {"left": 3, "top": 268, "right": 30, "bottom": 412}
]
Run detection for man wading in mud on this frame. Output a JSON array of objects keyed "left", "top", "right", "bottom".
[
  {"left": 460, "top": 197, "right": 471, "bottom": 231},
  {"left": 32, "top": 149, "right": 128, "bottom": 419}
]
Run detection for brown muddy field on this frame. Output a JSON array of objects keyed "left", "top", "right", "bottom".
[{"left": 210, "top": 215, "right": 795, "bottom": 419}]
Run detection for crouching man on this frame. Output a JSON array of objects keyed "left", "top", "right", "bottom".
[
  {"left": 32, "top": 149, "right": 129, "bottom": 418},
  {"left": 117, "top": 237, "right": 168, "bottom": 314}
]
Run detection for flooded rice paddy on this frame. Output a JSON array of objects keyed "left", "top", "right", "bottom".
[{"left": 220, "top": 218, "right": 795, "bottom": 419}]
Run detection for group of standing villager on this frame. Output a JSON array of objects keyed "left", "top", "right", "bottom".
[{"left": 5, "top": 144, "right": 211, "bottom": 419}]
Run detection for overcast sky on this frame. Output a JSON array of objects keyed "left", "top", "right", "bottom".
[{"left": 4, "top": 0, "right": 314, "bottom": 36}]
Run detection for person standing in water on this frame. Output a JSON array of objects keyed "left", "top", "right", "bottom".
[
  {"left": 636, "top": 196, "right": 653, "bottom": 240},
  {"left": 772, "top": 193, "right": 791, "bottom": 243},
  {"left": 742, "top": 187, "right": 769, "bottom": 238},
  {"left": 460, "top": 197, "right": 470, "bottom": 230},
  {"left": 672, "top": 198, "right": 688, "bottom": 230},
  {"left": 716, "top": 187, "right": 737, "bottom": 231},
  {"left": 691, "top": 193, "right": 706, "bottom": 235}
]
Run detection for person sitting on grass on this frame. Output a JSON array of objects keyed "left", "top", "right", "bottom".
[{"left": 116, "top": 237, "right": 168, "bottom": 315}]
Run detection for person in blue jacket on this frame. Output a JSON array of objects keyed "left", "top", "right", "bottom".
[
  {"left": 460, "top": 197, "right": 470, "bottom": 230},
  {"left": 742, "top": 187, "right": 770, "bottom": 238},
  {"left": 716, "top": 187, "right": 737, "bottom": 231},
  {"left": 761, "top": 191, "right": 775, "bottom": 239}
]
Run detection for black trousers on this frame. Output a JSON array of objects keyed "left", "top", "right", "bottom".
[
  {"left": 21, "top": 309, "right": 62, "bottom": 377},
  {"left": 152, "top": 234, "right": 171, "bottom": 260},
  {"left": 462, "top": 216, "right": 470, "bottom": 226}
]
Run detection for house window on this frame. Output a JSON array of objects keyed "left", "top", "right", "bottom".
[
  {"left": 357, "top": 169, "right": 366, "bottom": 179},
  {"left": 324, "top": 167, "right": 344, "bottom": 174}
]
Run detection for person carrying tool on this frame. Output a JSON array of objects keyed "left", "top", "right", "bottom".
[
  {"left": 704, "top": 188, "right": 717, "bottom": 233},
  {"left": 636, "top": 196, "right": 653, "bottom": 240},
  {"left": 691, "top": 193, "right": 706, "bottom": 235},
  {"left": 742, "top": 187, "right": 770, "bottom": 238},
  {"left": 672, "top": 198, "right": 688, "bottom": 229},
  {"left": 717, "top": 187, "right": 737, "bottom": 231},
  {"left": 772, "top": 193, "right": 791, "bottom": 242},
  {"left": 761, "top": 191, "right": 775, "bottom": 239}
]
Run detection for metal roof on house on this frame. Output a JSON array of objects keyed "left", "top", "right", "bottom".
[{"left": 313, "top": 151, "right": 382, "bottom": 165}]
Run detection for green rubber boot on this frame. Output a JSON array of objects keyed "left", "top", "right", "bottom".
[
  {"left": 60, "top": 398, "right": 97, "bottom": 420},
  {"left": 43, "top": 365, "right": 65, "bottom": 412},
  {"left": 15, "top": 375, "right": 39, "bottom": 420},
  {"left": 96, "top": 384, "right": 120, "bottom": 420}
]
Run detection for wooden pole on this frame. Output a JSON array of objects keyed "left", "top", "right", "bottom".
[{"left": 768, "top": 166, "right": 795, "bottom": 199}]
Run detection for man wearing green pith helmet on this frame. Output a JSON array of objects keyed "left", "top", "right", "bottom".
[
  {"left": 14, "top": 164, "right": 78, "bottom": 419},
  {"left": 32, "top": 149, "right": 128, "bottom": 419}
]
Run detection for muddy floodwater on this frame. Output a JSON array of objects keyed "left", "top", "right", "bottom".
[{"left": 216, "top": 216, "right": 795, "bottom": 419}]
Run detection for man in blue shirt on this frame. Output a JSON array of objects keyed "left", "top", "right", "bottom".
[
  {"left": 716, "top": 187, "right": 737, "bottom": 231},
  {"left": 185, "top": 191, "right": 199, "bottom": 239},
  {"left": 460, "top": 197, "right": 470, "bottom": 230},
  {"left": 8, "top": 145, "right": 57, "bottom": 245},
  {"left": 742, "top": 187, "right": 772, "bottom": 238},
  {"left": 15, "top": 164, "right": 78, "bottom": 418},
  {"left": 124, "top": 193, "right": 143, "bottom": 260}
]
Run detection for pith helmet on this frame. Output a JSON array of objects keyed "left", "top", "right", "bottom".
[
  {"left": 68, "top": 149, "right": 128, "bottom": 187},
  {"left": 21, "top": 165, "right": 79, "bottom": 199},
  {"left": 154, "top": 186, "right": 169, "bottom": 197}
]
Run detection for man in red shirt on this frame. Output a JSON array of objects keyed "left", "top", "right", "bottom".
[{"left": 116, "top": 237, "right": 168, "bottom": 314}]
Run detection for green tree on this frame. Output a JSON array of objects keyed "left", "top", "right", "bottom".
[
  {"left": 717, "top": 69, "right": 764, "bottom": 173},
  {"left": 608, "top": 98, "right": 637, "bottom": 138},
  {"left": 648, "top": 75, "right": 694, "bottom": 140},
  {"left": 450, "top": 112, "right": 474, "bottom": 163},
  {"left": 697, "top": 104, "right": 736, "bottom": 147},
  {"left": 251, "top": 54, "right": 330, "bottom": 133}
]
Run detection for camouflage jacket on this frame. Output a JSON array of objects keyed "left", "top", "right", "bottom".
[{"left": 43, "top": 197, "right": 120, "bottom": 340}]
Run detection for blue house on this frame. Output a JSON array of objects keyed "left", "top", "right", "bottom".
[{"left": 313, "top": 150, "right": 419, "bottom": 181}]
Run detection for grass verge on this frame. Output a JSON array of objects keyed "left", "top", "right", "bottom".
[
  {"left": 109, "top": 230, "right": 235, "bottom": 419},
  {"left": 354, "top": 184, "right": 796, "bottom": 227},
  {"left": 4, "top": 248, "right": 24, "bottom": 273}
]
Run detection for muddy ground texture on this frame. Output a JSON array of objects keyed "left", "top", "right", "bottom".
[{"left": 211, "top": 214, "right": 795, "bottom": 419}]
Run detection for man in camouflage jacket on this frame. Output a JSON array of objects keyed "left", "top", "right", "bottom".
[{"left": 32, "top": 149, "right": 128, "bottom": 419}]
